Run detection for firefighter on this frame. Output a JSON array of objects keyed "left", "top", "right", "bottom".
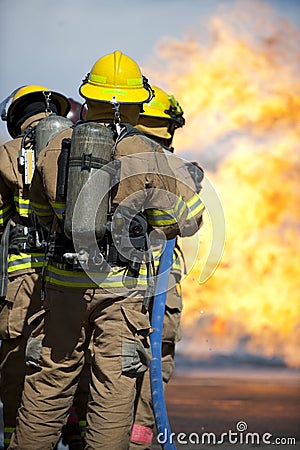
[
  {"left": 8, "top": 50, "right": 204, "bottom": 450},
  {"left": 56, "top": 95, "right": 90, "bottom": 450},
  {"left": 130, "top": 86, "right": 204, "bottom": 449},
  {"left": 60, "top": 94, "right": 90, "bottom": 450},
  {"left": 0, "top": 85, "right": 70, "bottom": 449}
]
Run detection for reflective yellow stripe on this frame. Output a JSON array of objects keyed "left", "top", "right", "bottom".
[
  {"left": 4, "top": 427, "right": 15, "bottom": 444},
  {"left": 0, "top": 204, "right": 13, "bottom": 224},
  {"left": 147, "top": 196, "right": 184, "bottom": 217},
  {"left": 50, "top": 201, "right": 65, "bottom": 208},
  {"left": 50, "top": 201, "right": 65, "bottom": 220},
  {"left": 152, "top": 250, "right": 181, "bottom": 271},
  {"left": 186, "top": 194, "right": 205, "bottom": 220},
  {"left": 172, "top": 261, "right": 181, "bottom": 271},
  {"left": 148, "top": 100, "right": 165, "bottom": 110},
  {"left": 147, "top": 216, "right": 177, "bottom": 226},
  {"left": 89, "top": 74, "right": 142, "bottom": 87},
  {"left": 46, "top": 265, "right": 147, "bottom": 280},
  {"left": 8, "top": 253, "right": 45, "bottom": 272},
  {"left": 14, "top": 195, "right": 31, "bottom": 216},
  {"left": 31, "top": 201, "right": 53, "bottom": 217},
  {"left": 186, "top": 192, "right": 200, "bottom": 208},
  {"left": 79, "top": 420, "right": 86, "bottom": 437},
  {"left": 8, "top": 262, "right": 44, "bottom": 272},
  {"left": 102, "top": 88, "right": 128, "bottom": 97},
  {"left": 153, "top": 259, "right": 159, "bottom": 267},
  {"left": 187, "top": 201, "right": 204, "bottom": 220},
  {"left": 127, "top": 77, "right": 142, "bottom": 86},
  {"left": 0, "top": 204, "right": 13, "bottom": 214},
  {"left": 8, "top": 252, "right": 45, "bottom": 262},
  {"left": 46, "top": 264, "right": 148, "bottom": 288},
  {"left": 146, "top": 196, "right": 186, "bottom": 226},
  {"left": 13, "top": 196, "right": 30, "bottom": 205},
  {"left": 90, "top": 74, "right": 106, "bottom": 83}
]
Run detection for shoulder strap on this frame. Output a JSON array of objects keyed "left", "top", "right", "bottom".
[{"left": 0, "top": 219, "right": 11, "bottom": 299}]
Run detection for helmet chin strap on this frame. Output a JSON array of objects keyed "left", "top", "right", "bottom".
[{"left": 142, "top": 75, "right": 155, "bottom": 103}]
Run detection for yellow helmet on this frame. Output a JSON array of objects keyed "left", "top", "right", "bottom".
[
  {"left": 141, "top": 85, "right": 184, "bottom": 122},
  {"left": 137, "top": 85, "right": 185, "bottom": 142},
  {"left": 79, "top": 50, "right": 153, "bottom": 104},
  {"left": 12, "top": 85, "right": 48, "bottom": 102},
  {"left": 6, "top": 85, "right": 70, "bottom": 138}
]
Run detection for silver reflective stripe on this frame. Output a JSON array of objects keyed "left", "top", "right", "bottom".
[
  {"left": 50, "top": 201, "right": 65, "bottom": 220},
  {"left": 31, "top": 201, "right": 53, "bottom": 217},
  {"left": 8, "top": 255, "right": 45, "bottom": 266},
  {"left": 187, "top": 193, "right": 204, "bottom": 212}
]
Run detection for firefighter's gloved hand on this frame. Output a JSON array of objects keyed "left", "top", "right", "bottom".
[{"left": 25, "top": 336, "right": 43, "bottom": 369}]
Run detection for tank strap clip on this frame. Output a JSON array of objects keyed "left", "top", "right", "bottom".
[
  {"left": 81, "top": 153, "right": 93, "bottom": 171},
  {"left": 68, "top": 153, "right": 108, "bottom": 172}
]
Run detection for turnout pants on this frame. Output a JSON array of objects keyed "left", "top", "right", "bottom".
[
  {"left": 9, "top": 283, "right": 151, "bottom": 450},
  {"left": 0, "top": 271, "right": 42, "bottom": 448}
]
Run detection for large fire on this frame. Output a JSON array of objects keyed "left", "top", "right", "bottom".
[{"left": 146, "top": 0, "right": 300, "bottom": 368}]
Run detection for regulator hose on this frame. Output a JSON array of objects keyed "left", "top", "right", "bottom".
[{"left": 150, "top": 237, "right": 177, "bottom": 450}]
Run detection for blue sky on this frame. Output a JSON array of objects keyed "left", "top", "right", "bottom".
[{"left": 0, "top": 0, "right": 300, "bottom": 140}]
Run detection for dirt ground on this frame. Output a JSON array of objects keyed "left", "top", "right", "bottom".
[
  {"left": 151, "top": 368, "right": 300, "bottom": 450},
  {"left": 2, "top": 367, "right": 299, "bottom": 449}
]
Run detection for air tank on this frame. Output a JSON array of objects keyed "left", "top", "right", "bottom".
[
  {"left": 64, "top": 121, "right": 114, "bottom": 244},
  {"left": 35, "top": 115, "right": 73, "bottom": 155}
]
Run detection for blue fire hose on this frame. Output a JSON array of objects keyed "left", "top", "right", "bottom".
[{"left": 150, "top": 238, "right": 177, "bottom": 450}]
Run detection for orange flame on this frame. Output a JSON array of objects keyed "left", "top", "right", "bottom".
[{"left": 145, "top": 0, "right": 300, "bottom": 367}]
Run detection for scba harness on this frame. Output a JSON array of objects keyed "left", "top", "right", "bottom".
[
  {"left": 52, "top": 121, "right": 150, "bottom": 278},
  {"left": 0, "top": 115, "right": 74, "bottom": 298}
]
